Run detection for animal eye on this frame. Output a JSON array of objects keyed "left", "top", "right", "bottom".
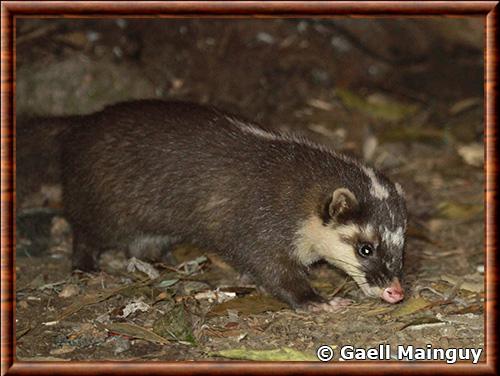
[{"left": 358, "top": 243, "right": 374, "bottom": 258}]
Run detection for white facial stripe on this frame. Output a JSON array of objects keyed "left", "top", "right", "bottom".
[
  {"left": 361, "top": 166, "right": 389, "bottom": 200},
  {"left": 384, "top": 201, "right": 396, "bottom": 227},
  {"left": 361, "top": 223, "right": 375, "bottom": 239},
  {"left": 389, "top": 210, "right": 395, "bottom": 227},
  {"left": 293, "top": 216, "right": 381, "bottom": 297},
  {"left": 381, "top": 226, "right": 404, "bottom": 248}
]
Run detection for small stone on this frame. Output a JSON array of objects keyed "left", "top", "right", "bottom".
[
  {"left": 58, "top": 284, "right": 80, "bottom": 298},
  {"left": 256, "top": 32, "right": 275, "bottom": 44},
  {"left": 109, "top": 336, "right": 131, "bottom": 355}
]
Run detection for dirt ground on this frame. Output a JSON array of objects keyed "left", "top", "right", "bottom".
[{"left": 15, "top": 19, "right": 485, "bottom": 362}]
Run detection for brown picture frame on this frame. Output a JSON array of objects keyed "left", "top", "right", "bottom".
[{"left": 1, "top": 1, "right": 497, "bottom": 375}]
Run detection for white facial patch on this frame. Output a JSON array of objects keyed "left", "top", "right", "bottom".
[
  {"left": 383, "top": 201, "right": 396, "bottom": 227},
  {"left": 361, "top": 223, "right": 376, "bottom": 239},
  {"left": 381, "top": 226, "right": 404, "bottom": 248},
  {"left": 361, "top": 166, "right": 389, "bottom": 200},
  {"left": 293, "top": 216, "right": 382, "bottom": 298}
]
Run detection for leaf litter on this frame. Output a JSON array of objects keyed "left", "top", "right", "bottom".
[
  {"left": 213, "top": 347, "right": 318, "bottom": 361},
  {"left": 153, "top": 304, "right": 196, "bottom": 344},
  {"left": 100, "top": 322, "right": 170, "bottom": 345},
  {"left": 208, "top": 294, "right": 288, "bottom": 317}
]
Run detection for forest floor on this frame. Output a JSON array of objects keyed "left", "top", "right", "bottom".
[{"left": 15, "top": 19, "right": 485, "bottom": 362}]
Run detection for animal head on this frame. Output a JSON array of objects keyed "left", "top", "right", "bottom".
[{"left": 295, "top": 178, "right": 407, "bottom": 304}]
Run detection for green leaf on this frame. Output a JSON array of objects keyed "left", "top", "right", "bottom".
[
  {"left": 157, "top": 279, "right": 179, "bottom": 288},
  {"left": 336, "top": 89, "right": 418, "bottom": 123},
  {"left": 437, "top": 201, "right": 483, "bottom": 221}
]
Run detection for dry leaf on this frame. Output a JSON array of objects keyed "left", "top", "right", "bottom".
[
  {"left": 391, "top": 297, "right": 431, "bottom": 318},
  {"left": 50, "top": 344, "right": 76, "bottom": 355},
  {"left": 194, "top": 290, "right": 237, "bottom": 303},
  {"left": 399, "top": 316, "right": 444, "bottom": 330},
  {"left": 213, "top": 347, "right": 317, "bottom": 361},
  {"left": 307, "top": 98, "right": 334, "bottom": 111},
  {"left": 440, "top": 274, "right": 484, "bottom": 293},
  {"left": 208, "top": 294, "right": 287, "bottom": 316},
  {"left": 58, "top": 281, "right": 150, "bottom": 321},
  {"left": 119, "top": 300, "right": 150, "bottom": 318},
  {"left": 449, "top": 97, "right": 481, "bottom": 115},
  {"left": 105, "top": 322, "right": 169, "bottom": 345},
  {"left": 127, "top": 257, "right": 160, "bottom": 279}
]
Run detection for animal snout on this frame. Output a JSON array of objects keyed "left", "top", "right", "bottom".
[{"left": 381, "top": 279, "right": 404, "bottom": 304}]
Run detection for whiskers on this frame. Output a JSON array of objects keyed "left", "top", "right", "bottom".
[
  {"left": 327, "top": 256, "right": 366, "bottom": 278},
  {"left": 326, "top": 256, "right": 377, "bottom": 292}
]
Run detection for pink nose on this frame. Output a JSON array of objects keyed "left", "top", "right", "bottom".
[{"left": 381, "top": 279, "right": 404, "bottom": 304}]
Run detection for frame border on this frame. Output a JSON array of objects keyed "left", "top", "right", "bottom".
[{"left": 1, "top": 1, "right": 498, "bottom": 375}]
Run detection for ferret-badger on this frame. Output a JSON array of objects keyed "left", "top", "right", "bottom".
[{"left": 60, "top": 100, "right": 407, "bottom": 310}]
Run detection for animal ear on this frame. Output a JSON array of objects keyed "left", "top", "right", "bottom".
[{"left": 324, "top": 188, "right": 359, "bottom": 223}]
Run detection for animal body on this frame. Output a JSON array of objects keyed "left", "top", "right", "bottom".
[{"left": 41, "top": 100, "right": 407, "bottom": 309}]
